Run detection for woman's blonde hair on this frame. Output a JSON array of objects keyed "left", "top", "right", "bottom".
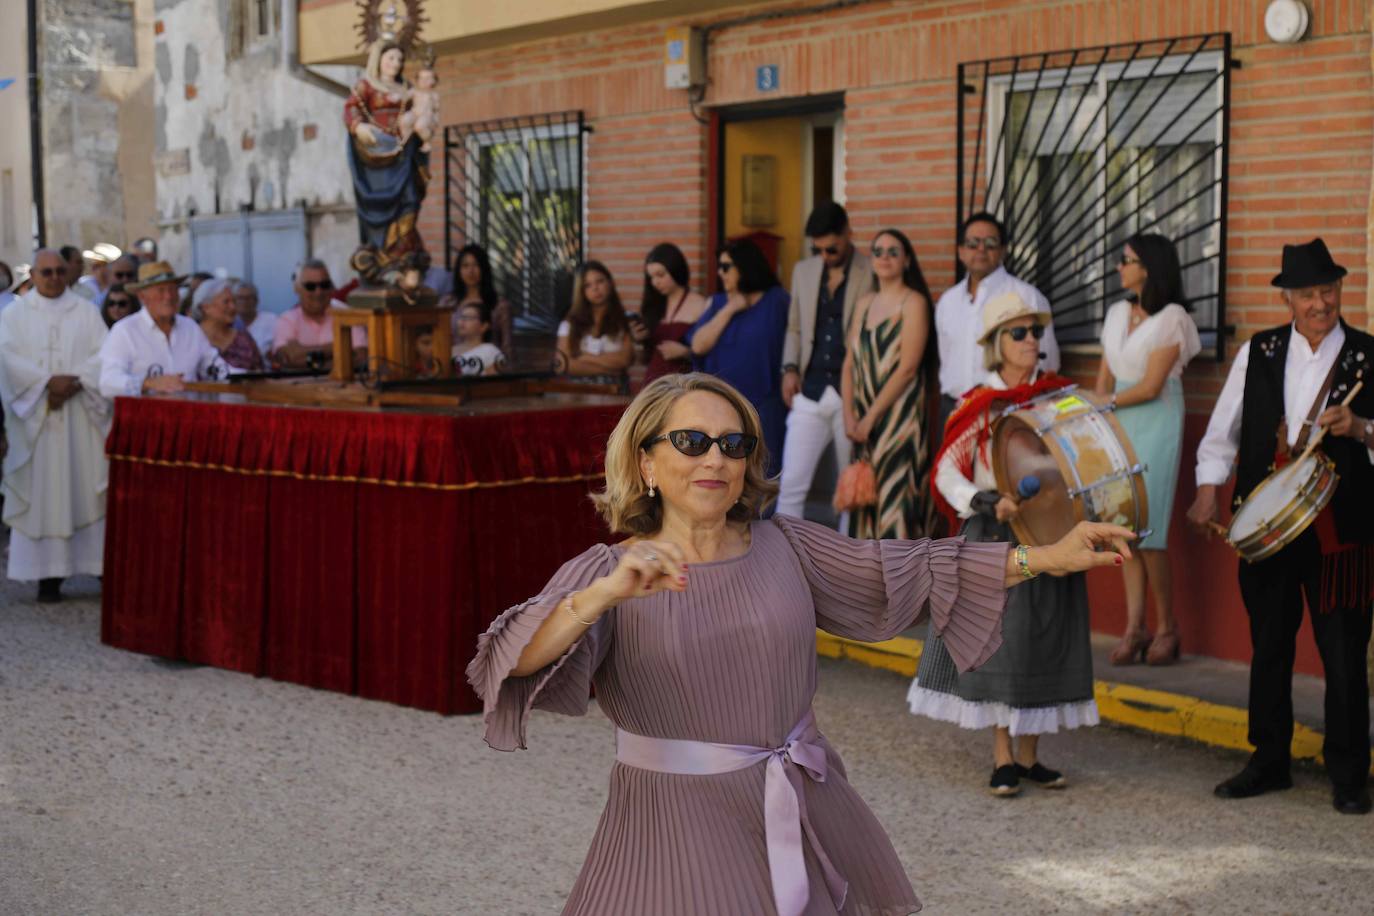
[{"left": 593, "top": 373, "right": 778, "bottom": 535}]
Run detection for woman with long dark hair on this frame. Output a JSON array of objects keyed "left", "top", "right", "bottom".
[
  {"left": 99, "top": 282, "right": 139, "bottom": 328},
  {"left": 557, "top": 261, "right": 634, "bottom": 379},
  {"left": 451, "top": 243, "right": 513, "bottom": 355},
  {"left": 842, "top": 228, "right": 938, "bottom": 539},
  {"left": 684, "top": 238, "right": 790, "bottom": 476},
  {"left": 633, "top": 242, "right": 709, "bottom": 385},
  {"left": 1095, "top": 232, "right": 1201, "bottom": 666}
]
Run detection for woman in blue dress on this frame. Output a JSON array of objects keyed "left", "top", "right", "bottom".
[
  {"left": 684, "top": 239, "right": 790, "bottom": 476},
  {"left": 1095, "top": 233, "right": 1201, "bottom": 665}
]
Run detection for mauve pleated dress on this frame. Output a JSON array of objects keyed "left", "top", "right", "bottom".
[{"left": 468, "top": 515, "right": 1009, "bottom": 915}]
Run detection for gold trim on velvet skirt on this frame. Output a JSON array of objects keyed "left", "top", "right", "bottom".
[{"left": 107, "top": 453, "right": 603, "bottom": 491}]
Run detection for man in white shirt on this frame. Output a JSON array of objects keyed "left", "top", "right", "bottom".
[
  {"left": 935, "top": 212, "right": 1060, "bottom": 434},
  {"left": 99, "top": 260, "right": 231, "bottom": 397},
  {"left": 777, "top": 202, "right": 875, "bottom": 520},
  {"left": 0, "top": 249, "right": 112, "bottom": 602},
  {"left": 1188, "top": 238, "right": 1374, "bottom": 816},
  {"left": 75, "top": 242, "right": 123, "bottom": 305},
  {"left": 233, "top": 281, "right": 277, "bottom": 358}
]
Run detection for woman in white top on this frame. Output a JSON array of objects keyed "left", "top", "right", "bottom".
[
  {"left": 1095, "top": 233, "right": 1202, "bottom": 666},
  {"left": 452, "top": 302, "right": 504, "bottom": 376},
  {"left": 557, "top": 260, "right": 634, "bottom": 379}
]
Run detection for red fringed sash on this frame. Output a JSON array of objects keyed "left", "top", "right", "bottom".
[{"left": 931, "top": 373, "right": 1072, "bottom": 530}]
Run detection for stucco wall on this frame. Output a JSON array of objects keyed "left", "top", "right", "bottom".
[
  {"left": 153, "top": 0, "right": 359, "bottom": 282},
  {"left": 39, "top": 0, "right": 157, "bottom": 254},
  {"left": 0, "top": 1, "right": 35, "bottom": 268}
]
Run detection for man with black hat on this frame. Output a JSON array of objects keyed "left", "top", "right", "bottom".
[{"left": 1189, "top": 238, "right": 1374, "bottom": 815}]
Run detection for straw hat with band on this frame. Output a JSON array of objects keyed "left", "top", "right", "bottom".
[
  {"left": 978, "top": 291, "right": 1051, "bottom": 344},
  {"left": 127, "top": 261, "right": 187, "bottom": 291}
]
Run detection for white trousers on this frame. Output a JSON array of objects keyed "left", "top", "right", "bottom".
[{"left": 776, "top": 387, "right": 851, "bottom": 520}]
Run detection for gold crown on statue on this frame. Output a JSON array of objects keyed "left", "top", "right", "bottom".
[{"left": 355, "top": 0, "right": 428, "bottom": 51}]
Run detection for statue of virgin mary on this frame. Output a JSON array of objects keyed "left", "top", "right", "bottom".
[{"left": 343, "top": 40, "right": 429, "bottom": 277}]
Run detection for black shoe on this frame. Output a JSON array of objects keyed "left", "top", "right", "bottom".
[
  {"left": 989, "top": 764, "right": 1020, "bottom": 797},
  {"left": 1016, "top": 762, "right": 1068, "bottom": 788},
  {"left": 1333, "top": 787, "right": 1372, "bottom": 815},
  {"left": 1213, "top": 766, "right": 1292, "bottom": 799},
  {"left": 36, "top": 578, "right": 62, "bottom": 603}
]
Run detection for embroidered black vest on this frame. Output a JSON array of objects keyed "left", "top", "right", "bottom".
[{"left": 1236, "top": 321, "right": 1374, "bottom": 546}]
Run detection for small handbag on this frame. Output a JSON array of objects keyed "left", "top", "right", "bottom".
[{"left": 833, "top": 446, "right": 878, "bottom": 512}]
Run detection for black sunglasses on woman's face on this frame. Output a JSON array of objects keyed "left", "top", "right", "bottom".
[
  {"left": 106, "top": 298, "right": 133, "bottom": 309},
  {"left": 643, "top": 429, "right": 758, "bottom": 459},
  {"left": 717, "top": 261, "right": 736, "bottom": 274},
  {"left": 1002, "top": 324, "right": 1046, "bottom": 342}
]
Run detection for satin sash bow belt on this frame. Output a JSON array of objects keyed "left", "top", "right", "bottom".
[{"left": 614, "top": 709, "right": 848, "bottom": 916}]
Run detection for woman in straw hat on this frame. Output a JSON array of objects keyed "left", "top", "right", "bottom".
[{"left": 908, "top": 292, "right": 1099, "bottom": 797}]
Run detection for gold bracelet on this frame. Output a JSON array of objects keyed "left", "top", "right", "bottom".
[
  {"left": 562, "top": 592, "right": 596, "bottom": 627},
  {"left": 1014, "top": 544, "right": 1037, "bottom": 580}
]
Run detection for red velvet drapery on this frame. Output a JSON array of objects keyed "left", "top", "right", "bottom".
[{"left": 101, "top": 396, "right": 621, "bottom": 714}]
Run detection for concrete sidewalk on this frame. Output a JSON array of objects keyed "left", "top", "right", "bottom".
[{"left": 817, "top": 627, "right": 1374, "bottom": 770}]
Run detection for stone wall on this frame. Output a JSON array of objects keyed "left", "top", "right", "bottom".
[
  {"left": 152, "top": 0, "right": 359, "bottom": 285},
  {"left": 37, "top": 0, "right": 157, "bottom": 254}
]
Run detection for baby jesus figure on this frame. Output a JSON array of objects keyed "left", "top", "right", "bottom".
[{"left": 401, "top": 67, "right": 440, "bottom": 153}]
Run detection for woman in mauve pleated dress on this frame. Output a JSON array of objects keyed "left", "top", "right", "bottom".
[{"left": 467, "top": 372, "right": 1134, "bottom": 916}]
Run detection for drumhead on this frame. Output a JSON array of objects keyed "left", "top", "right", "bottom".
[{"left": 1230, "top": 455, "right": 1320, "bottom": 542}]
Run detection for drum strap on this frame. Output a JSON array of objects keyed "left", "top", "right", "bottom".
[{"left": 1281, "top": 359, "right": 1341, "bottom": 459}]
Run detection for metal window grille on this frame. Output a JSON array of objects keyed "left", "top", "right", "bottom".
[
  {"left": 957, "top": 34, "right": 1232, "bottom": 358},
  {"left": 444, "top": 112, "right": 586, "bottom": 336}
]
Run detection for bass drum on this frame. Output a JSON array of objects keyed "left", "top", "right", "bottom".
[{"left": 991, "top": 386, "right": 1150, "bottom": 546}]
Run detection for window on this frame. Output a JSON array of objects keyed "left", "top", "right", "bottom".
[
  {"left": 958, "top": 35, "right": 1231, "bottom": 355},
  {"left": 446, "top": 112, "right": 586, "bottom": 335}
]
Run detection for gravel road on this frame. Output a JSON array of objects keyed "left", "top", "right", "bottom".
[{"left": 3, "top": 576, "right": 1372, "bottom": 915}]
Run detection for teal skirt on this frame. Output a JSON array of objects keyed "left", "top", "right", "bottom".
[{"left": 1114, "top": 375, "right": 1184, "bottom": 550}]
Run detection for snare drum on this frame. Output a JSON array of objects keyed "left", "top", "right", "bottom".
[
  {"left": 991, "top": 386, "right": 1150, "bottom": 546},
  {"left": 1226, "top": 452, "right": 1338, "bottom": 562}
]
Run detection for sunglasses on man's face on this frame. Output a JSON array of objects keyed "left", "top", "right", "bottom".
[
  {"left": 871, "top": 245, "right": 902, "bottom": 260},
  {"left": 811, "top": 244, "right": 841, "bottom": 257},
  {"left": 1002, "top": 324, "right": 1046, "bottom": 342},
  {"left": 643, "top": 429, "right": 758, "bottom": 459},
  {"left": 717, "top": 261, "right": 736, "bottom": 274},
  {"left": 962, "top": 237, "right": 1001, "bottom": 251},
  {"left": 113, "top": 270, "right": 137, "bottom": 281},
  {"left": 301, "top": 280, "right": 334, "bottom": 292},
  {"left": 36, "top": 267, "right": 65, "bottom": 278}
]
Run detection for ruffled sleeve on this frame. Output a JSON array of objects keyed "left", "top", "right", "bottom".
[
  {"left": 1158, "top": 304, "right": 1202, "bottom": 376},
  {"left": 773, "top": 516, "right": 1009, "bottom": 672},
  {"left": 465, "top": 544, "right": 618, "bottom": 751}
]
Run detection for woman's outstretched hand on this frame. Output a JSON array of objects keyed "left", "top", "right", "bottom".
[{"left": 1015, "top": 522, "right": 1135, "bottom": 583}]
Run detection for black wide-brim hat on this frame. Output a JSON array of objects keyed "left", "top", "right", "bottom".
[{"left": 1271, "top": 237, "right": 1347, "bottom": 289}]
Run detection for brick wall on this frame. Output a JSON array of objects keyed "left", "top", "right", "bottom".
[{"left": 423, "top": 0, "right": 1372, "bottom": 415}]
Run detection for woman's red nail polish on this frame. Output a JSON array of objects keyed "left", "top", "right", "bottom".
[{"left": 1114, "top": 556, "right": 1123, "bottom": 566}]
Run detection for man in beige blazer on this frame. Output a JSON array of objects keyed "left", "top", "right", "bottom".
[{"left": 778, "top": 202, "right": 875, "bottom": 519}]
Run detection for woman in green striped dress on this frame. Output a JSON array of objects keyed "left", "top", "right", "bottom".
[{"left": 842, "top": 228, "right": 938, "bottom": 539}]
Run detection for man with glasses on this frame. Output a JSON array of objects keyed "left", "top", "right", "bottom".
[
  {"left": 935, "top": 211, "right": 1060, "bottom": 435},
  {"left": 270, "top": 259, "right": 365, "bottom": 370},
  {"left": 777, "top": 202, "right": 875, "bottom": 520},
  {"left": 0, "top": 249, "right": 112, "bottom": 603}
]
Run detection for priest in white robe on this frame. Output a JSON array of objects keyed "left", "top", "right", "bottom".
[{"left": 0, "top": 249, "right": 111, "bottom": 602}]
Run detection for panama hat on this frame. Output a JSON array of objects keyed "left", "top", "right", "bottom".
[
  {"left": 126, "top": 260, "right": 187, "bottom": 291},
  {"left": 977, "top": 291, "right": 1051, "bottom": 344}
]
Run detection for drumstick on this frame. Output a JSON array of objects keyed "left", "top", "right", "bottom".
[
  {"left": 1295, "top": 380, "right": 1364, "bottom": 465},
  {"left": 1206, "top": 521, "right": 1229, "bottom": 538}
]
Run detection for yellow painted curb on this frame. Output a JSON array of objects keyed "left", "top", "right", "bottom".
[{"left": 817, "top": 630, "right": 1345, "bottom": 768}]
